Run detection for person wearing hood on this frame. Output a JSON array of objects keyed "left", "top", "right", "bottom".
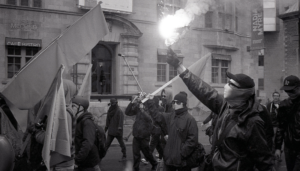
[
  {"left": 125, "top": 95, "right": 158, "bottom": 171},
  {"left": 73, "top": 96, "right": 102, "bottom": 171},
  {"left": 274, "top": 75, "right": 300, "bottom": 171},
  {"left": 161, "top": 89, "right": 174, "bottom": 113},
  {"left": 104, "top": 98, "right": 126, "bottom": 162},
  {"left": 165, "top": 48, "right": 274, "bottom": 171},
  {"left": 146, "top": 92, "right": 198, "bottom": 171}
]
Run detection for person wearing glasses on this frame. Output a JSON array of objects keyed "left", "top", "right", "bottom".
[
  {"left": 275, "top": 75, "right": 300, "bottom": 171},
  {"left": 146, "top": 92, "right": 198, "bottom": 171},
  {"left": 164, "top": 48, "right": 274, "bottom": 171},
  {"left": 104, "top": 98, "right": 127, "bottom": 162}
]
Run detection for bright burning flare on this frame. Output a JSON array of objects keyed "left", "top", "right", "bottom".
[
  {"left": 159, "top": 0, "right": 213, "bottom": 46},
  {"left": 159, "top": 9, "right": 192, "bottom": 46}
]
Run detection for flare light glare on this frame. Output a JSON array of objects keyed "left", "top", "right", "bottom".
[{"left": 159, "top": 10, "right": 190, "bottom": 46}]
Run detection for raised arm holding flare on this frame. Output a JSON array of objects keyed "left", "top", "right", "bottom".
[{"left": 165, "top": 47, "right": 274, "bottom": 171}]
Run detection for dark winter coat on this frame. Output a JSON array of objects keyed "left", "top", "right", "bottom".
[
  {"left": 75, "top": 112, "right": 100, "bottom": 168},
  {"left": 266, "top": 101, "right": 279, "bottom": 126},
  {"left": 275, "top": 96, "right": 300, "bottom": 151},
  {"left": 179, "top": 69, "right": 274, "bottom": 171},
  {"left": 125, "top": 102, "right": 153, "bottom": 139},
  {"left": 105, "top": 106, "right": 124, "bottom": 137},
  {"left": 259, "top": 105, "right": 274, "bottom": 148},
  {"left": 146, "top": 101, "right": 198, "bottom": 167}
]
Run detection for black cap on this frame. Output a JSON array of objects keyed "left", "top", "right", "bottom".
[
  {"left": 226, "top": 72, "right": 255, "bottom": 88},
  {"left": 280, "top": 75, "right": 300, "bottom": 90}
]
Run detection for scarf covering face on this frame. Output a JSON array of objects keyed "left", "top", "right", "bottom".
[{"left": 225, "top": 86, "right": 255, "bottom": 108}]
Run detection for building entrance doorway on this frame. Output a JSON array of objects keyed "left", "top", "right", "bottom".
[{"left": 91, "top": 43, "right": 114, "bottom": 94}]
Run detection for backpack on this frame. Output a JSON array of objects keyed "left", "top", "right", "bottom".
[{"left": 93, "top": 123, "right": 107, "bottom": 159}]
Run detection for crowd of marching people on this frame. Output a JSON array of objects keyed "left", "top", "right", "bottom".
[{"left": 1, "top": 48, "right": 300, "bottom": 171}]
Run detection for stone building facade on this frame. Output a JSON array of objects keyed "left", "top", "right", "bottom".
[
  {"left": 264, "top": 0, "right": 299, "bottom": 101},
  {"left": 0, "top": 0, "right": 273, "bottom": 135}
]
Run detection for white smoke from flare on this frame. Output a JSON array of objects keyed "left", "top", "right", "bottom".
[{"left": 159, "top": 0, "right": 213, "bottom": 46}]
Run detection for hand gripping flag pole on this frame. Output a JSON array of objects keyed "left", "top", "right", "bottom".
[{"left": 118, "top": 54, "right": 144, "bottom": 93}]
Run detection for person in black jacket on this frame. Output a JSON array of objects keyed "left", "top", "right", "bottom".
[
  {"left": 146, "top": 92, "right": 198, "bottom": 171},
  {"left": 266, "top": 91, "right": 282, "bottom": 156},
  {"left": 275, "top": 75, "right": 300, "bottom": 171},
  {"left": 125, "top": 96, "right": 158, "bottom": 171},
  {"left": 104, "top": 98, "right": 126, "bottom": 162},
  {"left": 166, "top": 48, "right": 274, "bottom": 171},
  {"left": 73, "top": 96, "right": 101, "bottom": 171}
]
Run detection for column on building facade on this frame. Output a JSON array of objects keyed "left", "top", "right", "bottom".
[{"left": 121, "top": 34, "right": 140, "bottom": 94}]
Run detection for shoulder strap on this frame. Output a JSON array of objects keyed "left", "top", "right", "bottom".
[{"left": 212, "top": 119, "right": 237, "bottom": 152}]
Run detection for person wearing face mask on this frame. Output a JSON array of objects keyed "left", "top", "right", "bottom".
[
  {"left": 274, "top": 75, "right": 300, "bottom": 171},
  {"left": 165, "top": 48, "right": 274, "bottom": 171},
  {"left": 146, "top": 92, "right": 198, "bottom": 171},
  {"left": 104, "top": 98, "right": 126, "bottom": 162},
  {"left": 125, "top": 95, "right": 158, "bottom": 171},
  {"left": 73, "top": 96, "right": 102, "bottom": 171}
]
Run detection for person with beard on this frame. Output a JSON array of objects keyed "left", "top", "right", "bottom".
[
  {"left": 164, "top": 48, "right": 274, "bottom": 171},
  {"left": 275, "top": 75, "right": 300, "bottom": 171},
  {"left": 104, "top": 98, "right": 126, "bottom": 162},
  {"left": 146, "top": 92, "right": 198, "bottom": 171},
  {"left": 125, "top": 95, "right": 158, "bottom": 171}
]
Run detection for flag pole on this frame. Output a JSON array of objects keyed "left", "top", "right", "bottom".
[
  {"left": 118, "top": 54, "right": 144, "bottom": 92},
  {"left": 141, "top": 53, "right": 211, "bottom": 103}
]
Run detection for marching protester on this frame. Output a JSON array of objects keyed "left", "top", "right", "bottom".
[
  {"left": 125, "top": 95, "right": 158, "bottom": 171},
  {"left": 73, "top": 96, "right": 102, "bottom": 171},
  {"left": 28, "top": 79, "right": 77, "bottom": 171},
  {"left": 141, "top": 96, "right": 167, "bottom": 164},
  {"left": 104, "top": 98, "right": 127, "bottom": 162},
  {"left": 266, "top": 91, "right": 281, "bottom": 157},
  {"left": 161, "top": 89, "right": 173, "bottom": 113},
  {"left": 165, "top": 48, "right": 274, "bottom": 171},
  {"left": 145, "top": 92, "right": 198, "bottom": 171},
  {"left": 275, "top": 75, "right": 300, "bottom": 171}
]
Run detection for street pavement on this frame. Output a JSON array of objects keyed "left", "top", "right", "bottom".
[{"left": 99, "top": 123, "right": 288, "bottom": 171}]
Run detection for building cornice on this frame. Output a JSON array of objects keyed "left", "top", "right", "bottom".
[{"left": 0, "top": 4, "right": 85, "bottom": 16}]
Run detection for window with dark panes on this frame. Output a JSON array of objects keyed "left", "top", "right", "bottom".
[
  {"left": 258, "top": 78, "right": 264, "bottom": 90},
  {"left": 157, "top": 55, "right": 183, "bottom": 82},
  {"left": 7, "top": 46, "right": 21, "bottom": 78},
  {"left": 21, "top": 0, "right": 29, "bottom": 6},
  {"left": 212, "top": 59, "right": 230, "bottom": 83},
  {"left": 7, "top": 0, "right": 16, "bottom": 5},
  {"left": 7, "top": 46, "right": 40, "bottom": 78},
  {"left": 33, "top": 0, "right": 42, "bottom": 8},
  {"left": 258, "top": 55, "right": 264, "bottom": 66},
  {"left": 205, "top": 11, "right": 213, "bottom": 28}
]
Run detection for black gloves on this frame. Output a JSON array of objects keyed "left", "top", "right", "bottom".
[{"left": 167, "top": 47, "right": 182, "bottom": 69}]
